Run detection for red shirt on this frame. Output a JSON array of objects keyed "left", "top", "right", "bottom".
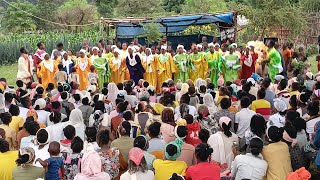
[
  {"left": 186, "top": 122, "right": 201, "bottom": 147},
  {"left": 186, "top": 162, "right": 220, "bottom": 180}
]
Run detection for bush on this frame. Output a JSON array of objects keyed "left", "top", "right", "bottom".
[
  {"left": 0, "top": 30, "right": 101, "bottom": 65},
  {"left": 306, "top": 44, "right": 319, "bottom": 56}
]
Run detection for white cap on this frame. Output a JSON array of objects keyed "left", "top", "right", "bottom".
[
  {"left": 177, "top": 45, "right": 184, "bottom": 50},
  {"left": 197, "top": 44, "right": 203, "bottom": 49},
  {"left": 247, "top": 77, "right": 256, "bottom": 85},
  {"left": 274, "top": 75, "right": 285, "bottom": 82},
  {"left": 111, "top": 45, "right": 117, "bottom": 49},
  {"left": 161, "top": 45, "right": 167, "bottom": 50},
  {"left": 80, "top": 49, "right": 86, "bottom": 54},
  {"left": 208, "top": 43, "right": 214, "bottom": 47},
  {"left": 214, "top": 43, "right": 220, "bottom": 47},
  {"left": 231, "top": 43, "right": 237, "bottom": 48},
  {"left": 92, "top": 47, "right": 99, "bottom": 51}
]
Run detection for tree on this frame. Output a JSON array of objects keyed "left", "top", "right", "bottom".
[
  {"left": 95, "top": 0, "right": 117, "bottom": 18},
  {"left": 115, "top": 0, "right": 164, "bottom": 17},
  {"left": 162, "top": 0, "right": 185, "bottom": 13},
  {"left": 34, "top": 0, "right": 64, "bottom": 30},
  {"left": 1, "top": 1, "right": 37, "bottom": 32},
  {"left": 182, "top": 0, "right": 227, "bottom": 14},
  {"left": 55, "top": 0, "right": 98, "bottom": 32},
  {"left": 143, "top": 22, "right": 162, "bottom": 45}
]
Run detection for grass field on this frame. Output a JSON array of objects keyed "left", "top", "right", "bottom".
[{"left": 0, "top": 55, "right": 318, "bottom": 87}]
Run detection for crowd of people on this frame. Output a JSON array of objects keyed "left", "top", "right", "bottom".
[{"left": 0, "top": 35, "right": 318, "bottom": 180}]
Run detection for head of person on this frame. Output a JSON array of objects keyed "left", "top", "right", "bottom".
[
  {"left": 134, "top": 135, "right": 149, "bottom": 151},
  {"left": 71, "top": 136, "right": 83, "bottom": 154},
  {"left": 20, "top": 47, "right": 28, "bottom": 54},
  {"left": 116, "top": 101, "right": 128, "bottom": 113},
  {"left": 128, "top": 147, "right": 148, "bottom": 174},
  {"left": 257, "top": 88, "right": 266, "bottom": 99},
  {"left": 85, "top": 127, "right": 97, "bottom": 143},
  {"left": 219, "top": 117, "right": 232, "bottom": 137},
  {"left": 97, "top": 129, "right": 111, "bottom": 147},
  {"left": 267, "top": 126, "right": 284, "bottom": 143},
  {"left": 165, "top": 138, "right": 183, "bottom": 161},
  {"left": 0, "top": 138, "right": 9, "bottom": 153},
  {"left": 249, "top": 138, "right": 264, "bottom": 156},
  {"left": 250, "top": 114, "right": 267, "bottom": 138},
  {"left": 219, "top": 86, "right": 228, "bottom": 96},
  {"left": 240, "top": 96, "right": 251, "bottom": 109},
  {"left": 9, "top": 104, "right": 20, "bottom": 116},
  {"left": 289, "top": 95, "right": 298, "bottom": 109},
  {"left": 49, "top": 111, "right": 61, "bottom": 124},
  {"left": 195, "top": 143, "right": 213, "bottom": 162},
  {"left": 183, "top": 114, "right": 194, "bottom": 125},
  {"left": 0, "top": 112, "right": 12, "bottom": 125},
  {"left": 285, "top": 110, "right": 301, "bottom": 123},
  {"left": 267, "top": 40, "right": 275, "bottom": 48},
  {"left": 48, "top": 141, "right": 60, "bottom": 156},
  {"left": 175, "top": 125, "right": 188, "bottom": 140},
  {"left": 57, "top": 42, "right": 64, "bottom": 51},
  {"left": 63, "top": 125, "right": 76, "bottom": 140},
  {"left": 16, "top": 147, "right": 36, "bottom": 166},
  {"left": 220, "top": 98, "right": 231, "bottom": 110},
  {"left": 161, "top": 108, "right": 175, "bottom": 126},
  {"left": 37, "top": 42, "right": 45, "bottom": 49},
  {"left": 118, "top": 121, "right": 131, "bottom": 136},
  {"left": 291, "top": 117, "right": 306, "bottom": 133},
  {"left": 278, "top": 79, "right": 288, "bottom": 91},
  {"left": 274, "top": 98, "right": 287, "bottom": 115},
  {"left": 291, "top": 82, "right": 300, "bottom": 92},
  {"left": 148, "top": 122, "right": 161, "bottom": 138},
  {"left": 199, "top": 129, "right": 210, "bottom": 143},
  {"left": 307, "top": 100, "right": 320, "bottom": 116}
]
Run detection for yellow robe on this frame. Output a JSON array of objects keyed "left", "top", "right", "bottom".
[
  {"left": 157, "top": 53, "right": 176, "bottom": 92},
  {"left": 142, "top": 55, "right": 157, "bottom": 88},
  {"left": 189, "top": 53, "right": 208, "bottom": 81},
  {"left": 37, "top": 60, "right": 57, "bottom": 89},
  {"left": 110, "top": 56, "right": 126, "bottom": 84},
  {"left": 121, "top": 50, "right": 130, "bottom": 80},
  {"left": 76, "top": 57, "right": 91, "bottom": 90},
  {"left": 53, "top": 57, "right": 61, "bottom": 66}
]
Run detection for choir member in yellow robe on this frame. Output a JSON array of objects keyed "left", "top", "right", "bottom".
[
  {"left": 52, "top": 50, "right": 61, "bottom": 66},
  {"left": 37, "top": 53, "right": 57, "bottom": 89},
  {"left": 157, "top": 45, "right": 176, "bottom": 91},
  {"left": 189, "top": 47, "right": 208, "bottom": 82},
  {"left": 76, "top": 50, "right": 91, "bottom": 90},
  {"left": 142, "top": 48, "right": 157, "bottom": 88},
  {"left": 110, "top": 48, "right": 126, "bottom": 84},
  {"left": 121, "top": 43, "right": 130, "bottom": 80}
]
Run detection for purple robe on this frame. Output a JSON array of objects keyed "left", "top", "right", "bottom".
[{"left": 126, "top": 54, "right": 145, "bottom": 85}]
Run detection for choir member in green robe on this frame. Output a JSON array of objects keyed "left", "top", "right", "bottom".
[
  {"left": 223, "top": 45, "right": 241, "bottom": 82},
  {"left": 93, "top": 50, "right": 111, "bottom": 89},
  {"left": 173, "top": 45, "right": 189, "bottom": 82}
]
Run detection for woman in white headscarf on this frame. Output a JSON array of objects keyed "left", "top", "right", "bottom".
[
  {"left": 68, "top": 109, "right": 85, "bottom": 140},
  {"left": 107, "top": 83, "right": 119, "bottom": 108},
  {"left": 34, "top": 98, "right": 51, "bottom": 126},
  {"left": 267, "top": 98, "right": 287, "bottom": 128},
  {"left": 175, "top": 83, "right": 189, "bottom": 102},
  {"left": 203, "top": 93, "right": 218, "bottom": 115}
]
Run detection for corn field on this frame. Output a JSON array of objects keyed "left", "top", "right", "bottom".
[{"left": 0, "top": 30, "right": 101, "bottom": 65}]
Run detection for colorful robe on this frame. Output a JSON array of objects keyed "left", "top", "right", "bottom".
[
  {"left": 33, "top": 49, "right": 45, "bottom": 83},
  {"left": 93, "top": 57, "right": 111, "bottom": 89},
  {"left": 126, "top": 54, "right": 145, "bottom": 85},
  {"left": 37, "top": 59, "right": 56, "bottom": 89},
  {"left": 204, "top": 51, "right": 223, "bottom": 88},
  {"left": 76, "top": 57, "right": 91, "bottom": 90},
  {"left": 142, "top": 55, "right": 157, "bottom": 88},
  {"left": 267, "top": 47, "right": 282, "bottom": 82},
  {"left": 110, "top": 56, "right": 126, "bottom": 84},
  {"left": 157, "top": 53, "right": 176, "bottom": 92},
  {"left": 188, "top": 53, "right": 208, "bottom": 82},
  {"left": 61, "top": 58, "right": 75, "bottom": 76},
  {"left": 173, "top": 53, "right": 189, "bottom": 82},
  {"left": 223, "top": 53, "right": 241, "bottom": 82}
]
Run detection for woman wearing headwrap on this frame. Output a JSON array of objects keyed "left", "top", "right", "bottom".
[
  {"left": 203, "top": 93, "right": 218, "bottom": 115},
  {"left": 31, "top": 129, "right": 50, "bottom": 167},
  {"left": 107, "top": 82, "right": 119, "bottom": 108},
  {"left": 142, "top": 48, "right": 157, "bottom": 88},
  {"left": 120, "top": 147, "right": 154, "bottom": 180},
  {"left": 197, "top": 105, "right": 219, "bottom": 135},
  {"left": 12, "top": 147, "right": 45, "bottom": 180},
  {"left": 133, "top": 135, "right": 156, "bottom": 170},
  {"left": 110, "top": 48, "right": 126, "bottom": 84},
  {"left": 223, "top": 45, "right": 241, "bottom": 82},
  {"left": 262, "top": 126, "right": 292, "bottom": 180},
  {"left": 33, "top": 98, "right": 50, "bottom": 126},
  {"left": 93, "top": 50, "right": 111, "bottom": 89},
  {"left": 153, "top": 138, "right": 187, "bottom": 180},
  {"left": 207, "top": 116, "right": 238, "bottom": 173},
  {"left": 175, "top": 125, "right": 197, "bottom": 166},
  {"left": 74, "top": 151, "right": 111, "bottom": 180},
  {"left": 267, "top": 98, "right": 287, "bottom": 128},
  {"left": 175, "top": 83, "right": 189, "bottom": 103},
  {"left": 37, "top": 53, "right": 57, "bottom": 89},
  {"left": 241, "top": 46, "right": 256, "bottom": 79},
  {"left": 174, "top": 45, "right": 189, "bottom": 83},
  {"left": 157, "top": 45, "right": 176, "bottom": 93},
  {"left": 76, "top": 49, "right": 92, "bottom": 90},
  {"left": 188, "top": 46, "right": 208, "bottom": 82},
  {"left": 68, "top": 109, "right": 85, "bottom": 140}
]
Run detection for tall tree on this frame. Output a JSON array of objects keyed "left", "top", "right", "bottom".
[
  {"left": 95, "top": 0, "right": 117, "bottom": 18},
  {"left": 115, "top": 0, "right": 164, "bottom": 17},
  {"left": 35, "top": 0, "right": 63, "bottom": 30},
  {"left": 2, "top": 1, "right": 37, "bottom": 32},
  {"left": 182, "top": 0, "right": 227, "bottom": 14},
  {"left": 162, "top": 0, "right": 185, "bottom": 13},
  {"left": 56, "top": 0, "right": 98, "bottom": 32}
]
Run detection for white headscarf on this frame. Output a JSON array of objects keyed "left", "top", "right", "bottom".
[
  {"left": 69, "top": 109, "right": 85, "bottom": 128},
  {"left": 274, "top": 98, "right": 287, "bottom": 112},
  {"left": 203, "top": 93, "right": 215, "bottom": 107},
  {"left": 180, "top": 83, "right": 189, "bottom": 95},
  {"left": 34, "top": 98, "right": 46, "bottom": 110},
  {"left": 107, "top": 83, "right": 119, "bottom": 107}
]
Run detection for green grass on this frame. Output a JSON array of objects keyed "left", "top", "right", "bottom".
[
  {"left": 309, "top": 55, "right": 318, "bottom": 74},
  {"left": 0, "top": 63, "right": 18, "bottom": 86}
]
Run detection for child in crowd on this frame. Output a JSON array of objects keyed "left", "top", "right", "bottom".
[
  {"left": 36, "top": 141, "right": 64, "bottom": 180},
  {"left": 53, "top": 64, "right": 68, "bottom": 85},
  {"left": 68, "top": 67, "right": 80, "bottom": 85},
  {"left": 88, "top": 65, "right": 99, "bottom": 88}
]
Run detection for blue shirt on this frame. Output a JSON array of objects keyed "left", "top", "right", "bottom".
[{"left": 45, "top": 157, "right": 63, "bottom": 180}]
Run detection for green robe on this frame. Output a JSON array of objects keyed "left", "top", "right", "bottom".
[
  {"left": 93, "top": 57, "right": 111, "bottom": 89},
  {"left": 224, "top": 53, "right": 240, "bottom": 82},
  {"left": 267, "top": 47, "right": 282, "bottom": 82},
  {"left": 204, "top": 51, "right": 223, "bottom": 88},
  {"left": 173, "top": 53, "right": 189, "bottom": 82}
]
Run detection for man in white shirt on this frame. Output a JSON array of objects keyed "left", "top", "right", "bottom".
[{"left": 235, "top": 97, "right": 256, "bottom": 138}]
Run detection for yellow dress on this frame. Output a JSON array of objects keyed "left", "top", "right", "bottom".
[
  {"left": 142, "top": 54, "right": 157, "bottom": 88},
  {"left": 37, "top": 59, "right": 57, "bottom": 89},
  {"left": 121, "top": 50, "right": 130, "bottom": 80},
  {"left": 157, "top": 53, "right": 176, "bottom": 91},
  {"left": 53, "top": 57, "right": 61, "bottom": 66},
  {"left": 189, "top": 53, "right": 208, "bottom": 82},
  {"left": 110, "top": 56, "right": 126, "bottom": 84},
  {"left": 0, "top": 151, "right": 18, "bottom": 180},
  {"left": 76, "top": 57, "right": 91, "bottom": 90}
]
